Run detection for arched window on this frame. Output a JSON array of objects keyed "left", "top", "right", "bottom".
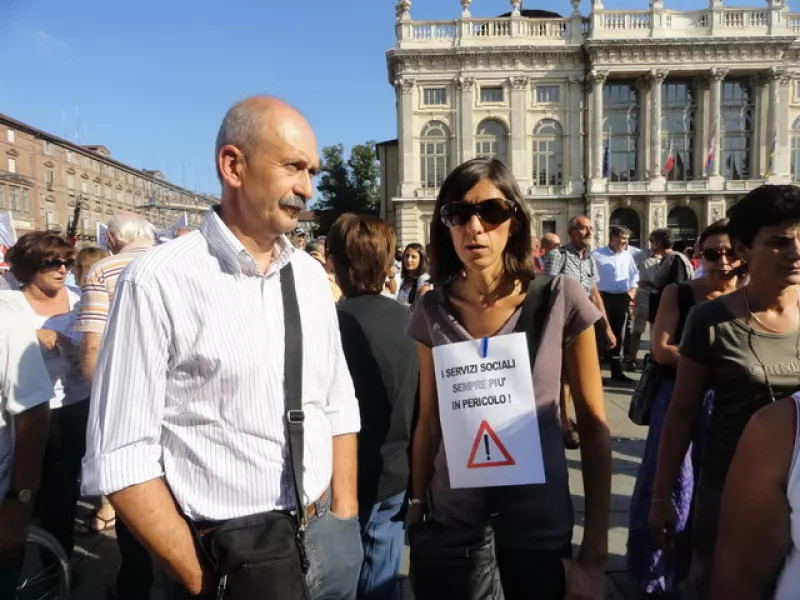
[
  {"left": 792, "top": 117, "right": 800, "bottom": 183},
  {"left": 420, "top": 121, "right": 451, "bottom": 189},
  {"left": 475, "top": 119, "right": 508, "bottom": 165},
  {"left": 532, "top": 119, "right": 563, "bottom": 186}
]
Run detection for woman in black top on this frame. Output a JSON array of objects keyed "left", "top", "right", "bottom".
[
  {"left": 328, "top": 213, "right": 419, "bottom": 600},
  {"left": 627, "top": 219, "right": 740, "bottom": 596}
]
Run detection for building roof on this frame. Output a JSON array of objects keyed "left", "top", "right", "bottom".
[
  {"left": 375, "top": 139, "right": 399, "bottom": 148},
  {"left": 0, "top": 112, "right": 214, "bottom": 203},
  {"left": 498, "top": 8, "right": 562, "bottom": 18}
]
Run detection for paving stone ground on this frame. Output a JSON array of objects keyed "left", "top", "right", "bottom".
[{"left": 67, "top": 360, "right": 648, "bottom": 600}]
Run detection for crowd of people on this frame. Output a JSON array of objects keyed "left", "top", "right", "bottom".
[{"left": 0, "top": 94, "right": 799, "bottom": 600}]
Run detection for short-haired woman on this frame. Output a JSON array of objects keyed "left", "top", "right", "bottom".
[
  {"left": 651, "top": 185, "right": 800, "bottom": 598},
  {"left": 407, "top": 158, "right": 610, "bottom": 599},
  {"left": 328, "top": 213, "right": 420, "bottom": 600},
  {"left": 3, "top": 231, "right": 90, "bottom": 560},
  {"left": 628, "top": 219, "right": 740, "bottom": 596}
]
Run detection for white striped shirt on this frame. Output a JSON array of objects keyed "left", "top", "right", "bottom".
[{"left": 81, "top": 208, "right": 361, "bottom": 520}]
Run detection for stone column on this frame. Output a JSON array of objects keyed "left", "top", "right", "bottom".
[
  {"left": 568, "top": 76, "right": 585, "bottom": 192},
  {"left": 708, "top": 67, "right": 727, "bottom": 184},
  {"left": 590, "top": 70, "right": 608, "bottom": 181},
  {"left": 750, "top": 74, "right": 765, "bottom": 178},
  {"left": 650, "top": 70, "right": 668, "bottom": 188},
  {"left": 458, "top": 76, "right": 475, "bottom": 163},
  {"left": 395, "top": 77, "right": 417, "bottom": 197},
  {"left": 510, "top": 76, "right": 530, "bottom": 188},
  {"left": 766, "top": 67, "right": 784, "bottom": 179}
]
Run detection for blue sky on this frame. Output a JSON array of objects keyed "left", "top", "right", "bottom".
[{"left": 0, "top": 0, "right": 759, "bottom": 197}]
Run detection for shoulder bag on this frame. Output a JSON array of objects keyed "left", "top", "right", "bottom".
[{"left": 189, "top": 262, "right": 312, "bottom": 600}]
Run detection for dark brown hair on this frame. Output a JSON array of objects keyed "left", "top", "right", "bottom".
[
  {"left": 429, "top": 158, "right": 534, "bottom": 292},
  {"left": 6, "top": 231, "right": 75, "bottom": 285},
  {"left": 726, "top": 185, "right": 800, "bottom": 247},
  {"left": 400, "top": 243, "right": 428, "bottom": 284},
  {"left": 698, "top": 218, "right": 731, "bottom": 248},
  {"left": 327, "top": 213, "right": 396, "bottom": 297}
]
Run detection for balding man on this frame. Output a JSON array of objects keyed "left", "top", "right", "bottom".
[
  {"left": 82, "top": 98, "right": 362, "bottom": 600},
  {"left": 541, "top": 232, "right": 560, "bottom": 254},
  {"left": 75, "top": 211, "right": 156, "bottom": 599}
]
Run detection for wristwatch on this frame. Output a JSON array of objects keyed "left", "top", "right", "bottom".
[{"left": 4, "top": 489, "right": 34, "bottom": 504}]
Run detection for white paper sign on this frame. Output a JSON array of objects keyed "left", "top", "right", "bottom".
[
  {"left": 96, "top": 222, "right": 109, "bottom": 251},
  {"left": 0, "top": 211, "right": 17, "bottom": 268},
  {"left": 433, "top": 332, "right": 545, "bottom": 489}
]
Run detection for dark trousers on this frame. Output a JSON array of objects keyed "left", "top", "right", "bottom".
[
  {"left": 358, "top": 491, "right": 406, "bottom": 600},
  {"left": 600, "top": 292, "right": 630, "bottom": 376},
  {"left": 33, "top": 399, "right": 89, "bottom": 558},
  {"left": 0, "top": 554, "right": 24, "bottom": 598},
  {"left": 410, "top": 521, "right": 570, "bottom": 600},
  {"left": 116, "top": 518, "right": 154, "bottom": 600}
]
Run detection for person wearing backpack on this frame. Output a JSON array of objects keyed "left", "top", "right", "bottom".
[{"left": 406, "top": 158, "right": 611, "bottom": 600}]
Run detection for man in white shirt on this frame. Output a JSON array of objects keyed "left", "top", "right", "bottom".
[
  {"left": 592, "top": 225, "right": 639, "bottom": 383},
  {"left": 82, "top": 97, "right": 362, "bottom": 599},
  {"left": 0, "top": 294, "right": 53, "bottom": 596}
]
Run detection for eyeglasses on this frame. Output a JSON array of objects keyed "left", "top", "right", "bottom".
[
  {"left": 439, "top": 199, "right": 517, "bottom": 228},
  {"left": 701, "top": 248, "right": 736, "bottom": 262},
  {"left": 41, "top": 258, "right": 76, "bottom": 271}
]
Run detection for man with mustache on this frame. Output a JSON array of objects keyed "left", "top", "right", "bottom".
[
  {"left": 545, "top": 216, "right": 615, "bottom": 448},
  {"left": 82, "top": 97, "right": 362, "bottom": 599}
]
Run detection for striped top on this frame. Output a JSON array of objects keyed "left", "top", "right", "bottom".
[
  {"left": 81, "top": 207, "right": 361, "bottom": 520},
  {"left": 74, "top": 242, "right": 152, "bottom": 334},
  {"left": 775, "top": 392, "right": 800, "bottom": 600}
]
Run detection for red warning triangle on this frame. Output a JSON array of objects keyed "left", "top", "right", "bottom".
[{"left": 467, "top": 420, "right": 515, "bottom": 469}]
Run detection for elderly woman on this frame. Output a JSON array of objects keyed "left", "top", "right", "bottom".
[
  {"left": 650, "top": 185, "right": 800, "bottom": 599},
  {"left": 4, "top": 232, "right": 90, "bottom": 560},
  {"left": 628, "top": 219, "right": 740, "bottom": 596},
  {"left": 327, "top": 213, "right": 419, "bottom": 600},
  {"left": 407, "top": 158, "right": 610, "bottom": 599}
]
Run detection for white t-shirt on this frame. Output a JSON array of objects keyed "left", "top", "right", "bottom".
[
  {"left": 0, "top": 293, "right": 55, "bottom": 499},
  {"left": 8, "top": 288, "right": 88, "bottom": 409}
]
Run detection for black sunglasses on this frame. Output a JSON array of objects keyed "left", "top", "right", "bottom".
[
  {"left": 701, "top": 248, "right": 735, "bottom": 262},
  {"left": 440, "top": 199, "right": 517, "bottom": 228},
  {"left": 41, "top": 258, "right": 76, "bottom": 271}
]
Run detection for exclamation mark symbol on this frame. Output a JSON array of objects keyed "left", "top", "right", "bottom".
[{"left": 484, "top": 434, "right": 491, "bottom": 461}]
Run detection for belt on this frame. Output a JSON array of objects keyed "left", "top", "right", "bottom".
[{"left": 194, "top": 501, "right": 320, "bottom": 537}]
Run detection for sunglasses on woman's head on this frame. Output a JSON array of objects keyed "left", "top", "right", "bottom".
[
  {"left": 41, "top": 258, "right": 75, "bottom": 270},
  {"left": 439, "top": 198, "right": 517, "bottom": 228},
  {"left": 701, "top": 248, "right": 735, "bottom": 262}
]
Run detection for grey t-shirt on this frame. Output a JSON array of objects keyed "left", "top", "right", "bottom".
[
  {"left": 680, "top": 296, "right": 800, "bottom": 489},
  {"left": 407, "top": 275, "right": 600, "bottom": 550}
]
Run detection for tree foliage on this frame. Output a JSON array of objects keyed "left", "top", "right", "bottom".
[{"left": 314, "top": 141, "right": 379, "bottom": 234}]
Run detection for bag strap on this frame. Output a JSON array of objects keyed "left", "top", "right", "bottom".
[
  {"left": 515, "top": 274, "right": 555, "bottom": 366},
  {"left": 281, "top": 263, "right": 306, "bottom": 528}
]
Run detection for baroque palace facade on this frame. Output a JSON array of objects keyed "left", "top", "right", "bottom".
[
  {"left": 379, "top": 0, "right": 800, "bottom": 248},
  {"left": 0, "top": 114, "right": 214, "bottom": 242}
]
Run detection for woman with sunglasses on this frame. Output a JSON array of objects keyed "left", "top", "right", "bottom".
[
  {"left": 406, "top": 158, "right": 610, "bottom": 599},
  {"left": 3, "top": 231, "right": 90, "bottom": 561},
  {"left": 627, "top": 219, "right": 739, "bottom": 597},
  {"left": 650, "top": 185, "right": 800, "bottom": 599}
]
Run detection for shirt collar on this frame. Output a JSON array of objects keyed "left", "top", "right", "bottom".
[
  {"left": 201, "top": 205, "right": 295, "bottom": 278},
  {"left": 564, "top": 242, "right": 589, "bottom": 258},
  {"left": 118, "top": 241, "right": 153, "bottom": 255}
]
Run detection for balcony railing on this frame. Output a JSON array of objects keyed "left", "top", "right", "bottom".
[
  {"left": 398, "top": 16, "right": 579, "bottom": 47},
  {"left": 396, "top": 6, "right": 800, "bottom": 46}
]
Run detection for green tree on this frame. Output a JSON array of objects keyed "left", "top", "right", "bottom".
[{"left": 315, "top": 141, "right": 379, "bottom": 234}]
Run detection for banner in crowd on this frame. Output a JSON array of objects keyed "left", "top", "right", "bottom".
[
  {"left": 96, "top": 222, "right": 110, "bottom": 251},
  {"left": 0, "top": 211, "right": 18, "bottom": 267},
  {"left": 156, "top": 212, "right": 188, "bottom": 243}
]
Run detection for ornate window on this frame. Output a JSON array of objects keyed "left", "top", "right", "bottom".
[
  {"left": 532, "top": 119, "right": 564, "bottom": 186},
  {"left": 420, "top": 121, "right": 451, "bottom": 189},
  {"left": 661, "top": 82, "right": 696, "bottom": 181},
  {"left": 603, "top": 83, "right": 639, "bottom": 182},
  {"left": 792, "top": 117, "right": 800, "bottom": 183},
  {"left": 475, "top": 119, "right": 508, "bottom": 165},
  {"left": 721, "top": 81, "right": 753, "bottom": 180}
]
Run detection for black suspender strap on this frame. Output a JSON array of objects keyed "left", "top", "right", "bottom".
[{"left": 280, "top": 263, "right": 306, "bottom": 529}]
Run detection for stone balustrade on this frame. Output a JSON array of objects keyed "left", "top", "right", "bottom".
[{"left": 397, "top": 7, "right": 800, "bottom": 46}]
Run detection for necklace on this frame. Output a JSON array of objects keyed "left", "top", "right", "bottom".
[{"left": 743, "top": 286, "right": 800, "bottom": 403}]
